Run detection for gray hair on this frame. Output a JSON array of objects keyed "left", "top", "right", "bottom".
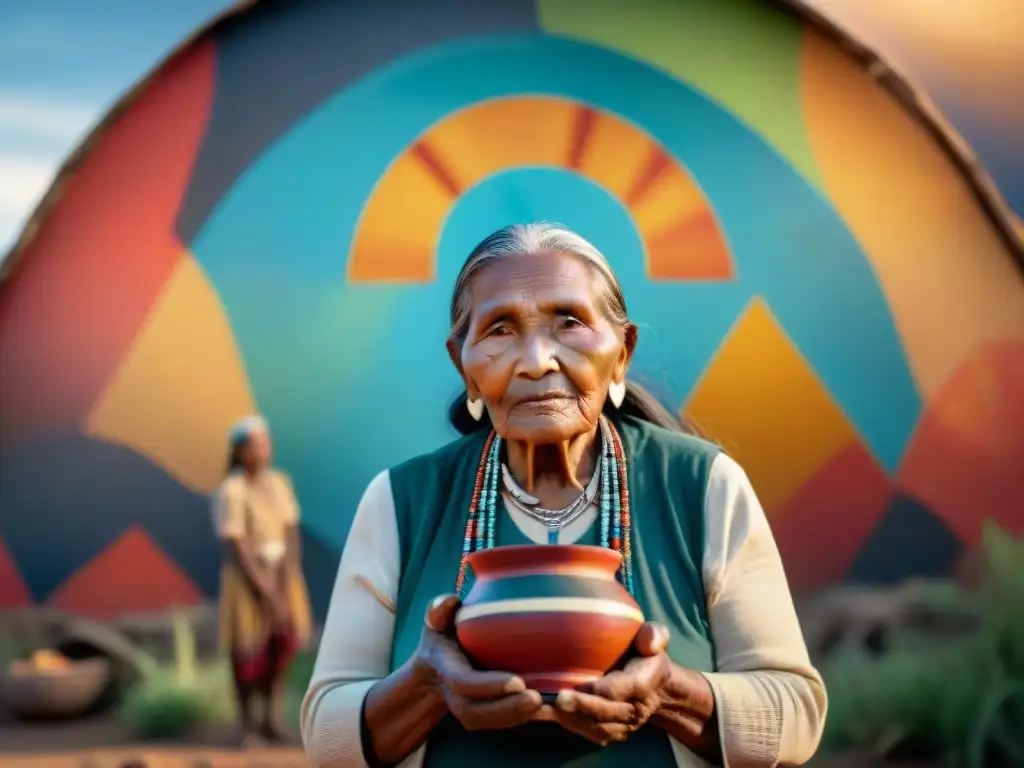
[
  {"left": 449, "top": 222, "right": 629, "bottom": 339},
  {"left": 446, "top": 223, "right": 684, "bottom": 435}
]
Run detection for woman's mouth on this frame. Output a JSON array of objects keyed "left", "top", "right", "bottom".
[{"left": 515, "top": 392, "right": 573, "bottom": 408}]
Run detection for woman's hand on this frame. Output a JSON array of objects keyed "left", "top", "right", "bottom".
[
  {"left": 264, "top": 585, "right": 292, "bottom": 631},
  {"left": 415, "top": 594, "right": 544, "bottom": 731},
  {"left": 537, "top": 622, "right": 678, "bottom": 746}
]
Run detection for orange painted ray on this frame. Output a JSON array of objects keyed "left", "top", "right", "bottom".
[
  {"left": 643, "top": 207, "right": 733, "bottom": 279},
  {"left": 428, "top": 97, "right": 578, "bottom": 187},
  {"left": 348, "top": 96, "right": 733, "bottom": 282}
]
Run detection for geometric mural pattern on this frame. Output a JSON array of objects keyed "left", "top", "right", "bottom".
[{"left": 1, "top": 0, "right": 1022, "bottom": 620}]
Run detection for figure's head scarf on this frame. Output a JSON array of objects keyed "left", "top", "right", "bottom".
[{"left": 228, "top": 414, "right": 268, "bottom": 447}]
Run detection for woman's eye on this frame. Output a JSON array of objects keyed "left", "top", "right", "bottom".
[
  {"left": 486, "top": 324, "right": 511, "bottom": 337},
  {"left": 559, "top": 314, "right": 585, "bottom": 328}
]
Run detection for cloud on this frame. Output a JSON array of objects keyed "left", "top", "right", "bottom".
[
  {"left": 0, "top": 154, "right": 62, "bottom": 256},
  {"left": 0, "top": 94, "right": 97, "bottom": 144},
  {"left": 0, "top": 156, "right": 56, "bottom": 209},
  {"left": 0, "top": 93, "right": 101, "bottom": 258}
]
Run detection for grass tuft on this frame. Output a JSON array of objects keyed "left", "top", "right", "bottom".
[{"left": 820, "top": 522, "right": 1024, "bottom": 767}]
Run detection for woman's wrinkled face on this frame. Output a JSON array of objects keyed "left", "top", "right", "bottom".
[
  {"left": 451, "top": 251, "right": 635, "bottom": 443},
  {"left": 241, "top": 430, "right": 273, "bottom": 471}
]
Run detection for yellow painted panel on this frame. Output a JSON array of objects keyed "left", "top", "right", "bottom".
[
  {"left": 86, "top": 253, "right": 256, "bottom": 494},
  {"left": 425, "top": 97, "right": 577, "bottom": 189},
  {"left": 348, "top": 151, "right": 454, "bottom": 282},
  {"left": 684, "top": 297, "right": 860, "bottom": 511},
  {"left": 801, "top": 30, "right": 1024, "bottom": 401}
]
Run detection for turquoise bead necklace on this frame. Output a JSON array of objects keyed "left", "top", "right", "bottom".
[{"left": 455, "top": 415, "right": 634, "bottom": 596}]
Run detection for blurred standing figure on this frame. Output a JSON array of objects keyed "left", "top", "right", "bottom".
[{"left": 214, "top": 415, "right": 312, "bottom": 746}]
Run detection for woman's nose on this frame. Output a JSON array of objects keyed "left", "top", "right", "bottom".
[{"left": 516, "top": 332, "right": 559, "bottom": 379}]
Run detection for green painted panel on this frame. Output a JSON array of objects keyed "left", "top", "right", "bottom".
[{"left": 537, "top": 0, "right": 824, "bottom": 190}]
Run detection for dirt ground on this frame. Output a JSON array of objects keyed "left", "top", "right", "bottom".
[
  {"left": 2, "top": 748, "right": 308, "bottom": 767},
  {"left": 0, "top": 750, "right": 937, "bottom": 768},
  {"left": 0, "top": 712, "right": 932, "bottom": 768},
  {"left": 0, "top": 713, "right": 307, "bottom": 767}
]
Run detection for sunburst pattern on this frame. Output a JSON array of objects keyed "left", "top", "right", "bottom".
[{"left": 349, "top": 96, "right": 733, "bottom": 282}]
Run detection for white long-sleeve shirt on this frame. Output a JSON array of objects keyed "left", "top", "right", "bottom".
[{"left": 302, "top": 453, "right": 827, "bottom": 767}]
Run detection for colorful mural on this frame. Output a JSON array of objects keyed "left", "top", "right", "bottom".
[{"left": 1, "top": 0, "right": 1022, "bottom": 621}]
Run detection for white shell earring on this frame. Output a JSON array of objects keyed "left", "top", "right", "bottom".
[
  {"left": 466, "top": 396, "right": 485, "bottom": 421},
  {"left": 608, "top": 380, "right": 626, "bottom": 409}
]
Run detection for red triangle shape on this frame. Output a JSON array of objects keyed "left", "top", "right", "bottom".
[
  {"left": 0, "top": 536, "right": 33, "bottom": 609},
  {"left": 772, "top": 442, "right": 893, "bottom": 594},
  {"left": 898, "top": 340, "right": 1024, "bottom": 544},
  {"left": 48, "top": 525, "right": 204, "bottom": 620}
]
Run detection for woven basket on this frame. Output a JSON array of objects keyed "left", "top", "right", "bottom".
[{"left": 1, "top": 657, "right": 112, "bottom": 720}]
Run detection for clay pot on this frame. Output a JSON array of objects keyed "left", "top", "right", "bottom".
[{"left": 455, "top": 544, "right": 644, "bottom": 693}]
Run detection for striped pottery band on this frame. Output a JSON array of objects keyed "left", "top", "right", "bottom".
[
  {"left": 456, "top": 596, "right": 644, "bottom": 625},
  {"left": 454, "top": 544, "right": 644, "bottom": 693}
]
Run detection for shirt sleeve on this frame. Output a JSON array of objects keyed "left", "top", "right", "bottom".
[
  {"left": 274, "top": 471, "right": 302, "bottom": 526},
  {"left": 212, "top": 476, "right": 246, "bottom": 540},
  {"left": 698, "top": 453, "right": 828, "bottom": 767},
  {"left": 301, "top": 470, "right": 402, "bottom": 768}
]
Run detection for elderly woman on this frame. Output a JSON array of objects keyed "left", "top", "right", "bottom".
[
  {"left": 214, "top": 416, "right": 312, "bottom": 745},
  {"left": 302, "top": 224, "right": 826, "bottom": 767}
]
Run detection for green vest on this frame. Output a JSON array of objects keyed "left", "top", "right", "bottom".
[{"left": 389, "top": 415, "right": 719, "bottom": 767}]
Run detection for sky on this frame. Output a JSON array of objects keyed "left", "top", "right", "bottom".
[
  {"left": 0, "top": 0, "right": 232, "bottom": 255},
  {"left": 0, "top": 0, "right": 1020, "bottom": 257}
]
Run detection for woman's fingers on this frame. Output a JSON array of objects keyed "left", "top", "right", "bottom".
[
  {"left": 580, "top": 668, "right": 639, "bottom": 701},
  {"left": 445, "top": 666, "right": 528, "bottom": 699},
  {"left": 423, "top": 607, "right": 530, "bottom": 702},
  {"left": 424, "top": 594, "right": 462, "bottom": 633},
  {"left": 633, "top": 622, "right": 670, "bottom": 657},
  {"left": 555, "top": 690, "right": 637, "bottom": 723},
  {"left": 535, "top": 706, "right": 632, "bottom": 745},
  {"left": 432, "top": 636, "right": 528, "bottom": 700},
  {"left": 582, "top": 653, "right": 670, "bottom": 701},
  {"left": 450, "top": 690, "right": 544, "bottom": 731}
]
